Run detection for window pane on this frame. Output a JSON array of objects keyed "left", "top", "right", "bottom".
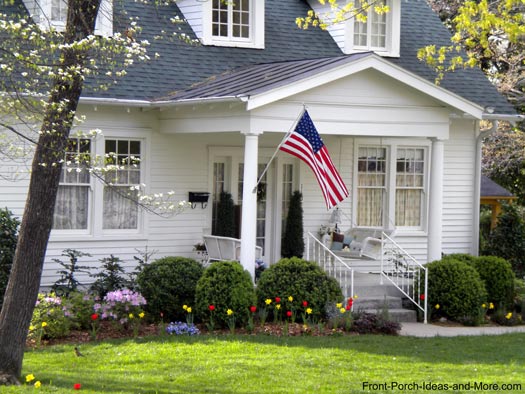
[
  {"left": 103, "top": 187, "right": 138, "bottom": 229},
  {"left": 54, "top": 185, "right": 89, "bottom": 229},
  {"left": 395, "top": 148, "right": 424, "bottom": 226},
  {"left": 357, "top": 147, "right": 386, "bottom": 227}
]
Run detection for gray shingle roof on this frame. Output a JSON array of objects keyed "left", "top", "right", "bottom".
[
  {"left": 481, "top": 175, "right": 515, "bottom": 198},
  {"left": 2, "top": 0, "right": 516, "bottom": 115}
]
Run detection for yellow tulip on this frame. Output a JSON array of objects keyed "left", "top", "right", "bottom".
[
  {"left": 227, "top": 309, "right": 233, "bottom": 316},
  {"left": 41, "top": 322, "right": 47, "bottom": 328},
  {"left": 288, "top": 296, "right": 293, "bottom": 302},
  {"left": 26, "top": 374, "right": 35, "bottom": 382},
  {"left": 34, "top": 381, "right": 42, "bottom": 388},
  {"left": 265, "top": 299, "right": 272, "bottom": 305}
]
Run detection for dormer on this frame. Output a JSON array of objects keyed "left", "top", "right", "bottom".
[
  {"left": 177, "top": 0, "right": 265, "bottom": 49},
  {"left": 309, "top": 0, "right": 400, "bottom": 57},
  {"left": 23, "top": 0, "right": 113, "bottom": 36}
]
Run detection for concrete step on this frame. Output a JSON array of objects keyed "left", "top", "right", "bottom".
[
  {"left": 359, "top": 308, "right": 418, "bottom": 323},
  {"left": 354, "top": 296, "right": 403, "bottom": 310}
]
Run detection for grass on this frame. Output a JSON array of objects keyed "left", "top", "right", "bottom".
[{"left": 3, "top": 333, "right": 525, "bottom": 394}]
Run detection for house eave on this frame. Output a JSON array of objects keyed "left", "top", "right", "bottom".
[{"left": 482, "top": 113, "right": 524, "bottom": 124}]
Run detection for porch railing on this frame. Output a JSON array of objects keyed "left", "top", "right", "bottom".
[
  {"left": 306, "top": 232, "right": 354, "bottom": 301},
  {"left": 381, "top": 232, "right": 428, "bottom": 323}
]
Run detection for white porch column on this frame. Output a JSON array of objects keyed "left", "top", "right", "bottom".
[
  {"left": 428, "top": 138, "right": 444, "bottom": 262},
  {"left": 240, "top": 132, "right": 259, "bottom": 279}
]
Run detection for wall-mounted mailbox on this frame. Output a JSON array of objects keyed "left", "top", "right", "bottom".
[{"left": 188, "top": 192, "right": 210, "bottom": 209}]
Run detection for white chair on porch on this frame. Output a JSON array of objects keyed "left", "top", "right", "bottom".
[{"left": 202, "top": 235, "right": 262, "bottom": 266}]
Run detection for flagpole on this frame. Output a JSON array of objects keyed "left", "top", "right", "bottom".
[{"left": 252, "top": 106, "right": 307, "bottom": 193}]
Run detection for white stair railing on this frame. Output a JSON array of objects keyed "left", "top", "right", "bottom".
[
  {"left": 381, "top": 232, "right": 428, "bottom": 323},
  {"left": 306, "top": 232, "right": 354, "bottom": 301}
]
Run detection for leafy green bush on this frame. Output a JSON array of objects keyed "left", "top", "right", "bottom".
[
  {"left": 468, "top": 256, "right": 515, "bottom": 310},
  {"left": 195, "top": 261, "right": 256, "bottom": 328},
  {"left": 427, "top": 258, "right": 487, "bottom": 325},
  {"left": 482, "top": 203, "right": 525, "bottom": 277},
  {"left": 256, "top": 257, "right": 343, "bottom": 322},
  {"left": 137, "top": 256, "right": 204, "bottom": 322},
  {"left": 63, "top": 291, "right": 97, "bottom": 330},
  {"left": 0, "top": 207, "right": 19, "bottom": 310}
]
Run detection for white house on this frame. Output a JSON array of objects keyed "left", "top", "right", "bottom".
[{"left": 0, "top": 0, "right": 519, "bottom": 288}]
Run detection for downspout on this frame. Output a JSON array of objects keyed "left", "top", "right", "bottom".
[{"left": 472, "top": 120, "right": 497, "bottom": 255}]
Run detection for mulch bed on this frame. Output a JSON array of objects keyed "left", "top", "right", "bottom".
[{"left": 28, "top": 321, "right": 355, "bottom": 348}]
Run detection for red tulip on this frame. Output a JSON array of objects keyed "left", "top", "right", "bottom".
[
  {"left": 347, "top": 298, "right": 354, "bottom": 308},
  {"left": 302, "top": 301, "right": 308, "bottom": 307},
  {"left": 90, "top": 313, "right": 99, "bottom": 321},
  {"left": 73, "top": 383, "right": 81, "bottom": 390},
  {"left": 275, "top": 297, "right": 281, "bottom": 303},
  {"left": 250, "top": 306, "right": 257, "bottom": 313},
  {"left": 419, "top": 294, "right": 425, "bottom": 301},
  {"left": 208, "top": 305, "right": 215, "bottom": 311},
  {"left": 286, "top": 310, "right": 292, "bottom": 318}
]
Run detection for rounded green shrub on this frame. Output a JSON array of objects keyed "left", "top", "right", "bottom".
[
  {"left": 468, "top": 256, "right": 515, "bottom": 310},
  {"left": 256, "top": 257, "right": 343, "bottom": 321},
  {"left": 195, "top": 261, "right": 256, "bottom": 328},
  {"left": 427, "top": 258, "right": 487, "bottom": 325},
  {"left": 137, "top": 256, "right": 205, "bottom": 322},
  {"left": 0, "top": 207, "right": 19, "bottom": 310}
]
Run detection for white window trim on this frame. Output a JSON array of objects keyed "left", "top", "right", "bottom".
[
  {"left": 50, "top": 128, "right": 151, "bottom": 242},
  {"left": 353, "top": 138, "right": 429, "bottom": 234},
  {"left": 201, "top": 0, "right": 265, "bottom": 49},
  {"left": 34, "top": 0, "right": 113, "bottom": 36},
  {"left": 343, "top": 0, "right": 400, "bottom": 57}
]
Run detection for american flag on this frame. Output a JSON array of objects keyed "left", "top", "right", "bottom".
[{"left": 279, "top": 110, "right": 349, "bottom": 209}]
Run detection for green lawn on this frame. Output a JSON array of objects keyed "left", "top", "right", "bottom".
[{"left": 4, "top": 333, "right": 525, "bottom": 394}]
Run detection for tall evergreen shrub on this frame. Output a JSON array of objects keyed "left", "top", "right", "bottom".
[
  {"left": 215, "top": 191, "right": 236, "bottom": 237},
  {"left": 281, "top": 191, "right": 304, "bottom": 258},
  {"left": 482, "top": 203, "right": 525, "bottom": 277},
  {"left": 0, "top": 208, "right": 19, "bottom": 310}
]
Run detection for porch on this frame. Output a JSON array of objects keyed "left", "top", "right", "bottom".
[{"left": 306, "top": 231, "right": 428, "bottom": 323}]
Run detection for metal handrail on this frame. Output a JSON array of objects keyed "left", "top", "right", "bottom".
[
  {"left": 306, "top": 232, "right": 354, "bottom": 302},
  {"left": 380, "top": 232, "right": 428, "bottom": 323}
]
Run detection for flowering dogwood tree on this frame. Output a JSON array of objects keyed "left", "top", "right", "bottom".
[{"left": 0, "top": 0, "right": 186, "bottom": 383}]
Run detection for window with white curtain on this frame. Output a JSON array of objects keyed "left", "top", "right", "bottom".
[
  {"left": 103, "top": 139, "right": 141, "bottom": 230},
  {"left": 357, "top": 147, "right": 387, "bottom": 227},
  {"left": 396, "top": 148, "right": 425, "bottom": 227},
  {"left": 356, "top": 143, "right": 427, "bottom": 230},
  {"left": 53, "top": 138, "right": 91, "bottom": 230}
]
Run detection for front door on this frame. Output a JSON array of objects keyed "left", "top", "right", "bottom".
[{"left": 209, "top": 147, "right": 299, "bottom": 264}]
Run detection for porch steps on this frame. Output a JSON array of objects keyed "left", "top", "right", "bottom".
[{"left": 349, "top": 273, "right": 417, "bottom": 323}]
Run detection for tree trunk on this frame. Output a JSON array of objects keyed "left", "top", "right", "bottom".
[{"left": 0, "top": 0, "right": 100, "bottom": 383}]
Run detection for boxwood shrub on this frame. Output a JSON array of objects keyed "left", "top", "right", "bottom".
[
  {"left": 467, "top": 256, "right": 515, "bottom": 310},
  {"left": 137, "top": 256, "right": 205, "bottom": 322},
  {"left": 195, "top": 261, "right": 256, "bottom": 328},
  {"left": 427, "top": 258, "right": 487, "bottom": 325},
  {"left": 256, "top": 257, "right": 343, "bottom": 322}
]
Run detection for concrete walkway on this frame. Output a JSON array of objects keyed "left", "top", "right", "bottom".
[{"left": 400, "top": 322, "right": 525, "bottom": 337}]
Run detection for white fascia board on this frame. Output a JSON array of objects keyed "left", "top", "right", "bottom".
[{"left": 245, "top": 54, "right": 485, "bottom": 118}]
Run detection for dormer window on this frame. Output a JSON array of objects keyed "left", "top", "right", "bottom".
[
  {"left": 353, "top": 0, "right": 387, "bottom": 50},
  {"left": 51, "top": 0, "right": 67, "bottom": 25},
  {"left": 201, "top": 0, "right": 265, "bottom": 49},
  {"left": 308, "top": 0, "right": 400, "bottom": 57},
  {"left": 24, "top": 0, "right": 113, "bottom": 36},
  {"left": 212, "top": 0, "right": 250, "bottom": 40}
]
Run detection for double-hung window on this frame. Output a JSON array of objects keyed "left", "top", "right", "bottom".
[
  {"left": 395, "top": 148, "right": 425, "bottom": 227},
  {"left": 53, "top": 138, "right": 91, "bottom": 231},
  {"left": 356, "top": 147, "right": 387, "bottom": 227},
  {"left": 103, "top": 139, "right": 142, "bottom": 230},
  {"left": 356, "top": 143, "right": 427, "bottom": 231}
]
